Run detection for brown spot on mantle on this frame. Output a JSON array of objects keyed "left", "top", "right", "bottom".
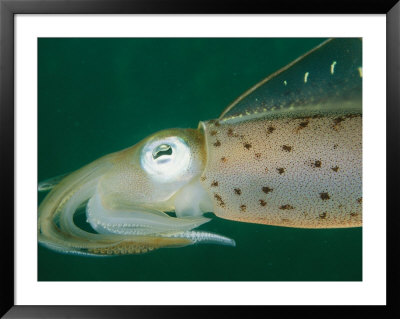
[
  {"left": 262, "top": 187, "right": 273, "bottom": 194},
  {"left": 234, "top": 188, "right": 242, "bottom": 195},
  {"left": 277, "top": 167, "right": 285, "bottom": 175},
  {"left": 214, "top": 193, "right": 225, "bottom": 207},
  {"left": 244, "top": 142, "right": 252, "bottom": 150},
  {"left": 319, "top": 212, "right": 327, "bottom": 219},
  {"left": 259, "top": 199, "right": 266, "bottom": 206},
  {"left": 282, "top": 145, "right": 292, "bottom": 152},
  {"left": 240, "top": 204, "right": 247, "bottom": 212},
  {"left": 267, "top": 126, "right": 276, "bottom": 134},
  {"left": 331, "top": 166, "right": 339, "bottom": 172},
  {"left": 280, "top": 204, "right": 294, "bottom": 210},
  {"left": 320, "top": 192, "right": 330, "bottom": 200},
  {"left": 297, "top": 120, "right": 309, "bottom": 131},
  {"left": 213, "top": 140, "right": 221, "bottom": 147},
  {"left": 312, "top": 160, "right": 322, "bottom": 168},
  {"left": 211, "top": 181, "right": 219, "bottom": 187}
]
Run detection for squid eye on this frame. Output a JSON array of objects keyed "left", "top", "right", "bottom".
[
  {"left": 141, "top": 136, "right": 191, "bottom": 182},
  {"left": 152, "top": 144, "right": 172, "bottom": 160}
]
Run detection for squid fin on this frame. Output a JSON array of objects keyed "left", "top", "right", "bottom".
[{"left": 219, "top": 38, "right": 362, "bottom": 122}]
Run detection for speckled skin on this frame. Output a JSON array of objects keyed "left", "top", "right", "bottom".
[{"left": 200, "top": 112, "right": 362, "bottom": 228}]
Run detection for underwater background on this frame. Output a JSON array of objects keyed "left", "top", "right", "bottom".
[{"left": 38, "top": 38, "right": 362, "bottom": 281}]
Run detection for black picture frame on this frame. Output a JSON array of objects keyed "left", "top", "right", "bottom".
[{"left": 1, "top": 0, "right": 399, "bottom": 317}]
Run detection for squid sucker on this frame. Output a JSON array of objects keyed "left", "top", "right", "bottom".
[{"left": 38, "top": 38, "right": 362, "bottom": 255}]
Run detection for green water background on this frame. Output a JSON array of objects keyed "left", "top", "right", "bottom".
[{"left": 38, "top": 38, "right": 362, "bottom": 281}]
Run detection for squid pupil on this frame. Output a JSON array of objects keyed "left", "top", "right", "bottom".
[{"left": 152, "top": 144, "right": 173, "bottom": 160}]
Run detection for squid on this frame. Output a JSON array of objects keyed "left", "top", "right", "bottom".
[{"left": 38, "top": 38, "right": 362, "bottom": 256}]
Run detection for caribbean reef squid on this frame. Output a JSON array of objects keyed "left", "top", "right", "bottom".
[{"left": 38, "top": 38, "right": 362, "bottom": 255}]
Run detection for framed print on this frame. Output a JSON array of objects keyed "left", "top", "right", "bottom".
[
  {"left": 37, "top": 36, "right": 363, "bottom": 282},
  {"left": 1, "top": 0, "right": 398, "bottom": 317}
]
